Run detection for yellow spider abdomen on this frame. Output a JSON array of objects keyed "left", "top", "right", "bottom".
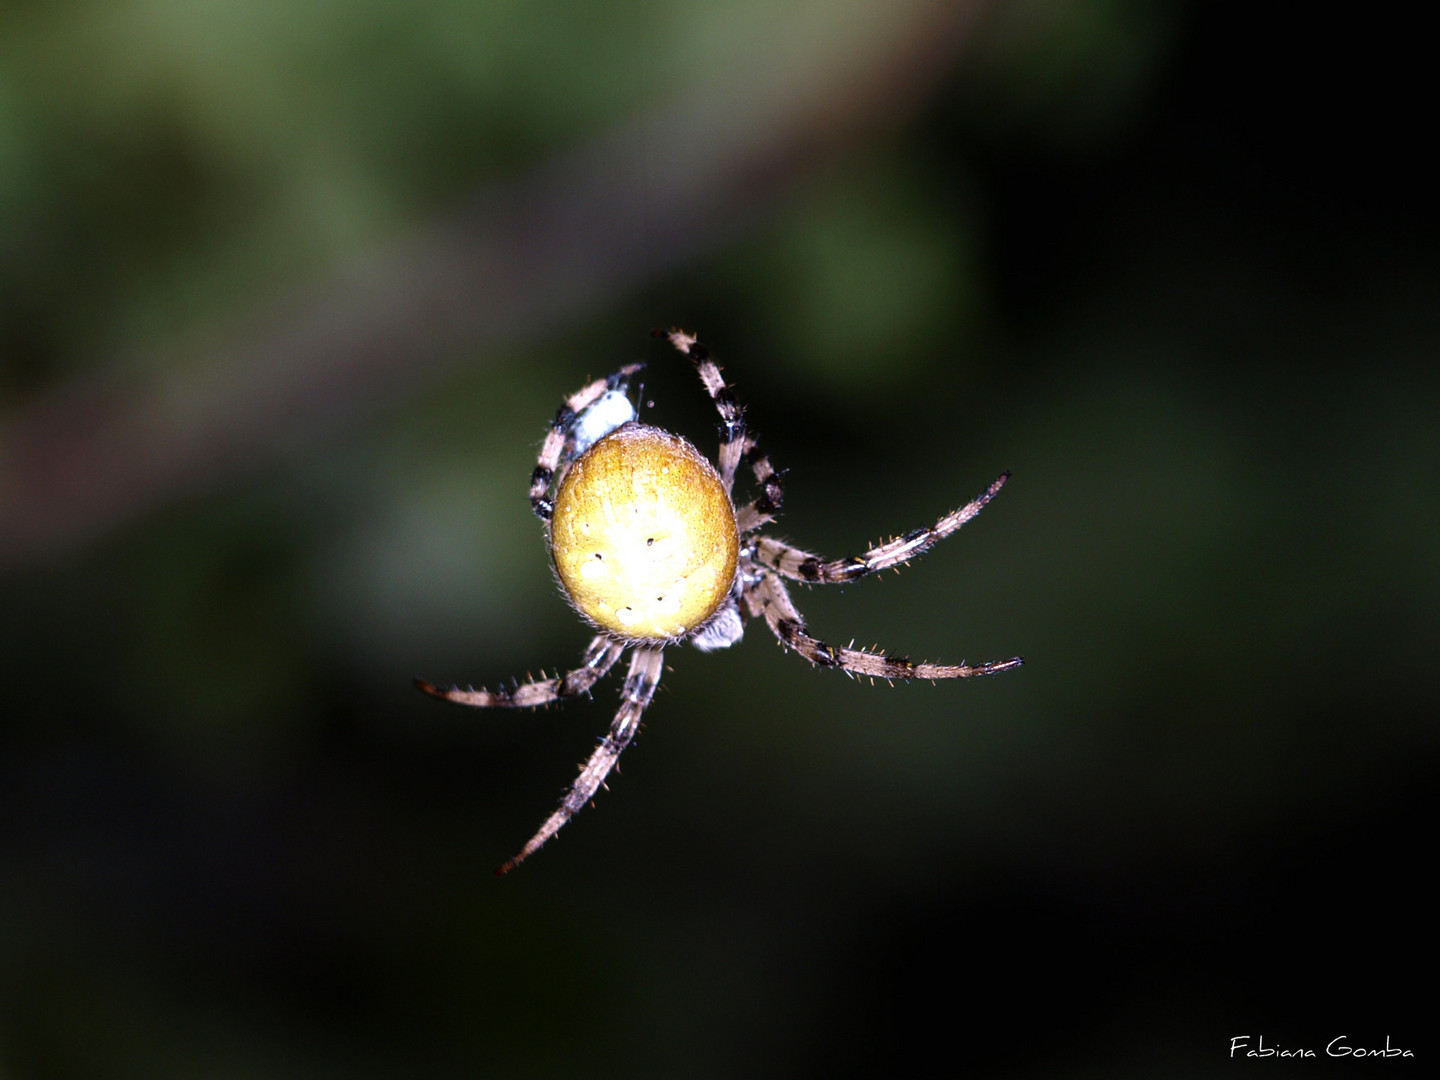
[{"left": 550, "top": 423, "right": 738, "bottom": 642}]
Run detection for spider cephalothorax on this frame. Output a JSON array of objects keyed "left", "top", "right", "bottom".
[{"left": 416, "top": 329, "right": 1023, "bottom": 873}]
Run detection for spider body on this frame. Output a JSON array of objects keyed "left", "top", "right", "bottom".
[
  {"left": 416, "top": 330, "right": 1023, "bottom": 873},
  {"left": 550, "top": 422, "right": 739, "bottom": 640}
]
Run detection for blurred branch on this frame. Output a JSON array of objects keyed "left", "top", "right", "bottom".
[{"left": 0, "top": 0, "right": 988, "bottom": 570}]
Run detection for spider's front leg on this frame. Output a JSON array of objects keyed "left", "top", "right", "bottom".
[
  {"left": 414, "top": 635, "right": 624, "bottom": 708},
  {"left": 497, "top": 645, "right": 664, "bottom": 874},
  {"left": 755, "top": 472, "right": 1010, "bottom": 584},
  {"left": 751, "top": 572, "right": 1023, "bottom": 680}
]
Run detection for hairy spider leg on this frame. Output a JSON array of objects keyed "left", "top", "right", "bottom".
[
  {"left": 414, "top": 635, "right": 625, "bottom": 708},
  {"left": 658, "top": 328, "right": 747, "bottom": 493},
  {"left": 529, "top": 363, "right": 645, "bottom": 522},
  {"left": 497, "top": 645, "right": 664, "bottom": 874},
  {"left": 733, "top": 434, "right": 785, "bottom": 533},
  {"left": 749, "top": 571, "right": 1023, "bottom": 680},
  {"left": 659, "top": 330, "right": 784, "bottom": 531},
  {"left": 754, "top": 472, "right": 1011, "bottom": 584}
]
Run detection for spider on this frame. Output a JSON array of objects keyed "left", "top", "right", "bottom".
[{"left": 415, "top": 329, "right": 1023, "bottom": 873}]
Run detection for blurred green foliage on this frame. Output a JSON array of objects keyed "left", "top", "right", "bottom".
[{"left": 2, "top": 1, "right": 1436, "bottom": 1077}]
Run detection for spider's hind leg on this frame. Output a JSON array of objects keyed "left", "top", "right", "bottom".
[
  {"left": 414, "top": 635, "right": 625, "bottom": 708},
  {"left": 497, "top": 645, "right": 665, "bottom": 874},
  {"left": 752, "top": 572, "right": 1022, "bottom": 681}
]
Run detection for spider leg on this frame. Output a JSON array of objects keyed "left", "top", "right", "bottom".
[
  {"left": 753, "top": 571, "right": 1023, "bottom": 680},
  {"left": 657, "top": 328, "right": 745, "bottom": 493},
  {"left": 414, "top": 635, "right": 625, "bottom": 708},
  {"left": 657, "top": 330, "right": 784, "bottom": 527},
  {"left": 497, "top": 645, "right": 664, "bottom": 874},
  {"left": 755, "top": 472, "right": 1010, "bottom": 584},
  {"left": 734, "top": 435, "right": 785, "bottom": 533},
  {"left": 529, "top": 363, "right": 645, "bottom": 521}
]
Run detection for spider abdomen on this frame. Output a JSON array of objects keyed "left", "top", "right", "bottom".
[{"left": 550, "top": 422, "right": 739, "bottom": 642}]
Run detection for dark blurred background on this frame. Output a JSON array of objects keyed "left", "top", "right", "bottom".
[{"left": 2, "top": 1, "right": 1434, "bottom": 1076}]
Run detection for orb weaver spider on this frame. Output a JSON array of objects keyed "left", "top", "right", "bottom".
[{"left": 416, "top": 329, "right": 1023, "bottom": 873}]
